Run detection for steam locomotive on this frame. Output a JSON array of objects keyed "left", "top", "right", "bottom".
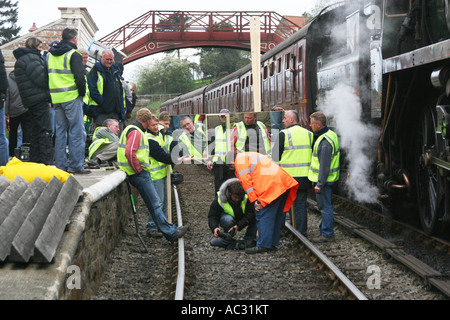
[{"left": 160, "top": 0, "right": 450, "bottom": 235}]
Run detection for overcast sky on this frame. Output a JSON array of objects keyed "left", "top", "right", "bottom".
[{"left": 15, "top": 0, "right": 323, "bottom": 80}]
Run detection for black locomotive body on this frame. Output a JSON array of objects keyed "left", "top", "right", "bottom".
[{"left": 161, "top": 0, "right": 450, "bottom": 235}]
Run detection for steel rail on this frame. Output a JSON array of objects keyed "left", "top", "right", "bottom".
[
  {"left": 173, "top": 185, "right": 186, "bottom": 300},
  {"left": 285, "top": 222, "right": 368, "bottom": 300}
]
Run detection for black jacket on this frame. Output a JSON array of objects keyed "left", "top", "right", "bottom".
[
  {"left": 48, "top": 40, "right": 86, "bottom": 97},
  {"left": 0, "top": 49, "right": 8, "bottom": 102},
  {"left": 13, "top": 47, "right": 51, "bottom": 107},
  {"left": 208, "top": 178, "right": 256, "bottom": 232}
]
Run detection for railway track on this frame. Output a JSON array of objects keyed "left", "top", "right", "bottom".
[
  {"left": 172, "top": 164, "right": 365, "bottom": 300},
  {"left": 91, "top": 163, "right": 448, "bottom": 303},
  {"left": 313, "top": 195, "right": 450, "bottom": 299}
]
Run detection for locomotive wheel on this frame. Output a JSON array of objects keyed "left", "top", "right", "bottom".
[{"left": 415, "top": 106, "right": 442, "bottom": 234}]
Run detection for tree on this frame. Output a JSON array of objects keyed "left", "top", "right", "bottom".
[
  {"left": 0, "top": 0, "right": 20, "bottom": 45},
  {"left": 309, "top": 0, "right": 342, "bottom": 17},
  {"left": 136, "top": 56, "right": 196, "bottom": 94},
  {"left": 197, "top": 48, "right": 250, "bottom": 78}
]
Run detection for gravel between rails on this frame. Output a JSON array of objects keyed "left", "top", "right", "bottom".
[{"left": 91, "top": 163, "right": 447, "bottom": 301}]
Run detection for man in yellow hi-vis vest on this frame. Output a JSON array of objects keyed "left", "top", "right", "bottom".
[
  {"left": 308, "top": 111, "right": 340, "bottom": 242},
  {"left": 146, "top": 113, "right": 188, "bottom": 238},
  {"left": 117, "top": 108, "right": 190, "bottom": 242},
  {"left": 273, "top": 110, "right": 313, "bottom": 237},
  {"left": 206, "top": 109, "right": 235, "bottom": 193},
  {"left": 48, "top": 28, "right": 89, "bottom": 174},
  {"left": 207, "top": 178, "right": 257, "bottom": 250},
  {"left": 86, "top": 49, "right": 126, "bottom": 132},
  {"left": 230, "top": 112, "right": 271, "bottom": 155},
  {"left": 178, "top": 116, "right": 206, "bottom": 162}
]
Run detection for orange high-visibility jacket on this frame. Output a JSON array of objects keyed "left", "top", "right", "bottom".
[{"left": 234, "top": 152, "right": 299, "bottom": 212}]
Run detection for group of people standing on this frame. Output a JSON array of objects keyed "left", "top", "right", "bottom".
[
  {"left": 0, "top": 27, "right": 340, "bottom": 252},
  {"left": 172, "top": 108, "right": 340, "bottom": 253},
  {"left": 0, "top": 27, "right": 136, "bottom": 174}
]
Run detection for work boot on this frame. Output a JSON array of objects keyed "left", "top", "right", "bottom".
[
  {"left": 245, "top": 239, "right": 256, "bottom": 248},
  {"left": 217, "top": 231, "right": 233, "bottom": 242},
  {"left": 147, "top": 230, "right": 163, "bottom": 238},
  {"left": 311, "top": 235, "right": 335, "bottom": 243},
  {"left": 245, "top": 246, "right": 270, "bottom": 254},
  {"left": 86, "top": 158, "right": 101, "bottom": 168},
  {"left": 174, "top": 223, "right": 190, "bottom": 239}
]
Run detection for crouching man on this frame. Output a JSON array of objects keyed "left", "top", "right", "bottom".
[{"left": 208, "top": 178, "right": 257, "bottom": 250}]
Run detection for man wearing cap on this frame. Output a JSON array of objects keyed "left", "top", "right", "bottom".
[{"left": 207, "top": 109, "right": 235, "bottom": 192}]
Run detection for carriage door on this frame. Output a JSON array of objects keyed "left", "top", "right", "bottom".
[{"left": 297, "top": 40, "right": 307, "bottom": 125}]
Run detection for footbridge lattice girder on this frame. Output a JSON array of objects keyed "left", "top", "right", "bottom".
[{"left": 99, "top": 11, "right": 301, "bottom": 63}]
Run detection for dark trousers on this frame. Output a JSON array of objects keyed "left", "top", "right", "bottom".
[
  {"left": 29, "top": 102, "right": 53, "bottom": 165},
  {"left": 8, "top": 110, "right": 32, "bottom": 156},
  {"left": 212, "top": 163, "right": 235, "bottom": 193}
]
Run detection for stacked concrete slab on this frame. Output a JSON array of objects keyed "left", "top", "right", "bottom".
[{"left": 0, "top": 175, "right": 82, "bottom": 263}]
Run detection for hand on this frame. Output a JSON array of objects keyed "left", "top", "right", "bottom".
[
  {"left": 228, "top": 225, "right": 238, "bottom": 234},
  {"left": 213, "top": 227, "right": 221, "bottom": 238},
  {"left": 207, "top": 161, "right": 213, "bottom": 170},
  {"left": 177, "top": 156, "right": 191, "bottom": 164},
  {"left": 254, "top": 201, "right": 263, "bottom": 211},
  {"left": 5, "top": 114, "right": 9, "bottom": 132},
  {"left": 179, "top": 156, "right": 192, "bottom": 164},
  {"left": 314, "top": 186, "right": 321, "bottom": 194}
]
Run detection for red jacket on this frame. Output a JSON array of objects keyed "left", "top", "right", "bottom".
[{"left": 234, "top": 152, "right": 298, "bottom": 212}]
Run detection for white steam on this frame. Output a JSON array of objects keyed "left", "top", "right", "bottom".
[{"left": 317, "top": 83, "right": 380, "bottom": 203}]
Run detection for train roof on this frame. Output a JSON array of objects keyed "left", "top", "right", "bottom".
[
  {"left": 160, "top": 95, "right": 180, "bottom": 107},
  {"left": 259, "top": 2, "right": 350, "bottom": 61},
  {"left": 180, "top": 86, "right": 207, "bottom": 99},
  {"left": 205, "top": 64, "right": 252, "bottom": 91},
  {"left": 203, "top": 3, "right": 346, "bottom": 90},
  {"left": 160, "top": 2, "right": 349, "bottom": 108}
]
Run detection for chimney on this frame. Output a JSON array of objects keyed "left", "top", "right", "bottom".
[{"left": 29, "top": 22, "right": 38, "bottom": 32}]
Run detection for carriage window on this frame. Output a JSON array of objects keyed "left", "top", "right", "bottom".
[
  {"left": 285, "top": 70, "right": 292, "bottom": 101},
  {"left": 277, "top": 58, "right": 282, "bottom": 73},
  {"left": 264, "top": 66, "right": 268, "bottom": 79},
  {"left": 270, "top": 77, "right": 275, "bottom": 105},
  {"left": 264, "top": 79, "right": 269, "bottom": 106},
  {"left": 269, "top": 62, "right": 274, "bottom": 76},
  {"left": 277, "top": 73, "right": 282, "bottom": 103},
  {"left": 285, "top": 54, "right": 290, "bottom": 69},
  {"left": 385, "top": 0, "right": 410, "bottom": 16}
]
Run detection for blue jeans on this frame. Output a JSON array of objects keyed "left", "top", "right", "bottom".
[
  {"left": 0, "top": 104, "right": 8, "bottom": 166},
  {"left": 147, "top": 177, "right": 167, "bottom": 232},
  {"left": 255, "top": 190, "right": 290, "bottom": 249},
  {"left": 128, "top": 170, "right": 178, "bottom": 241},
  {"left": 210, "top": 214, "right": 257, "bottom": 248},
  {"left": 316, "top": 183, "right": 334, "bottom": 237},
  {"left": 54, "top": 97, "right": 86, "bottom": 172},
  {"left": 294, "top": 189, "right": 308, "bottom": 237}
]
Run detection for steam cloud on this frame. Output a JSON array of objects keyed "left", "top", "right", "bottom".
[{"left": 317, "top": 83, "right": 380, "bottom": 203}]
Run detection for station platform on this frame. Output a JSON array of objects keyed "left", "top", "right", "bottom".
[{"left": 0, "top": 167, "right": 128, "bottom": 300}]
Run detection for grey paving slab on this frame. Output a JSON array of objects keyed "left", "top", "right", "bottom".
[
  {"left": 0, "top": 178, "right": 47, "bottom": 261},
  {"left": 9, "top": 177, "right": 63, "bottom": 263},
  {"left": 33, "top": 175, "right": 83, "bottom": 263}
]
